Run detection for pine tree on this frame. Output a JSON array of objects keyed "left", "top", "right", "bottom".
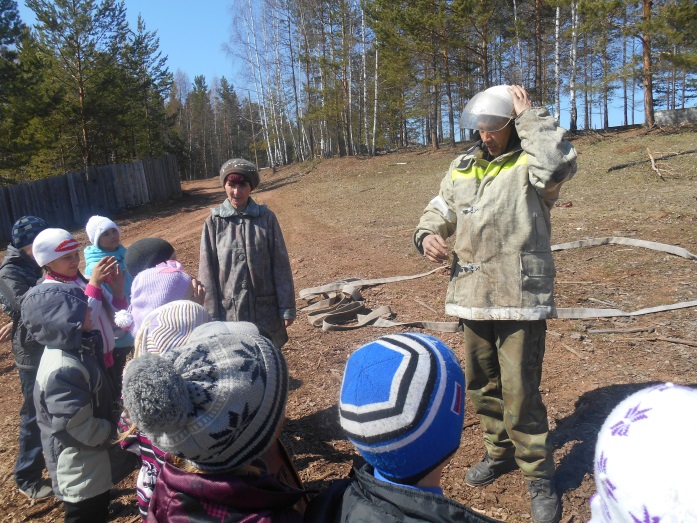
[
  {"left": 185, "top": 75, "right": 215, "bottom": 179},
  {"left": 121, "top": 15, "right": 173, "bottom": 159},
  {"left": 217, "top": 77, "right": 242, "bottom": 161},
  {"left": 0, "top": 0, "right": 27, "bottom": 180},
  {"left": 0, "top": 0, "right": 25, "bottom": 104},
  {"left": 26, "top": 0, "right": 129, "bottom": 175}
]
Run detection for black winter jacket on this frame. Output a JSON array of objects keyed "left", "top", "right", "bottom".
[
  {"left": 304, "top": 464, "right": 502, "bottom": 523},
  {"left": 0, "top": 245, "right": 44, "bottom": 369}
]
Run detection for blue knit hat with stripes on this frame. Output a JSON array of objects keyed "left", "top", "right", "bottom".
[{"left": 339, "top": 333, "right": 465, "bottom": 484}]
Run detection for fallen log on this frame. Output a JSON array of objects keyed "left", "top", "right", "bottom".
[
  {"left": 615, "top": 336, "right": 697, "bottom": 348},
  {"left": 654, "top": 336, "right": 697, "bottom": 348},
  {"left": 607, "top": 149, "right": 697, "bottom": 172},
  {"left": 588, "top": 326, "right": 655, "bottom": 334}
]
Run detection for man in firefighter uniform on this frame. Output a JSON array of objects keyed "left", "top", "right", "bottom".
[{"left": 414, "top": 84, "right": 577, "bottom": 523}]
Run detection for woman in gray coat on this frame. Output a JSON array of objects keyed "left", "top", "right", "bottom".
[{"left": 198, "top": 159, "right": 296, "bottom": 348}]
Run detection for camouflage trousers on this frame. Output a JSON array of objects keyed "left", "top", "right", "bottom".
[{"left": 462, "top": 319, "right": 555, "bottom": 479}]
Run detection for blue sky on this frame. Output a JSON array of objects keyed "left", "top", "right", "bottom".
[{"left": 17, "top": 0, "right": 236, "bottom": 85}]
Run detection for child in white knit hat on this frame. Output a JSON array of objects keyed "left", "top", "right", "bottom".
[
  {"left": 122, "top": 321, "right": 306, "bottom": 522},
  {"left": 589, "top": 382, "right": 697, "bottom": 522},
  {"left": 118, "top": 300, "right": 210, "bottom": 521},
  {"left": 31, "top": 228, "right": 127, "bottom": 372},
  {"left": 84, "top": 215, "right": 134, "bottom": 393}
]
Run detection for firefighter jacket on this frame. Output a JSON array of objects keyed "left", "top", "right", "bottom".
[{"left": 414, "top": 108, "right": 577, "bottom": 321}]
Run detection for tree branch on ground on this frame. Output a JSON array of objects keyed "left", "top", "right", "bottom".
[{"left": 607, "top": 149, "right": 697, "bottom": 172}]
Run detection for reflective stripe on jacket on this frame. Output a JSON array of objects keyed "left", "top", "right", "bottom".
[{"left": 414, "top": 107, "right": 577, "bottom": 321}]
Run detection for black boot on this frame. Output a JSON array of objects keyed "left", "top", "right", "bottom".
[
  {"left": 465, "top": 453, "right": 517, "bottom": 487},
  {"left": 527, "top": 478, "right": 561, "bottom": 523}
]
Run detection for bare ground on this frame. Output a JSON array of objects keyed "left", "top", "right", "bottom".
[{"left": 1, "top": 125, "right": 696, "bottom": 522}]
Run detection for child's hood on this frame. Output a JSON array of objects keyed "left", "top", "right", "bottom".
[{"left": 21, "top": 284, "right": 89, "bottom": 350}]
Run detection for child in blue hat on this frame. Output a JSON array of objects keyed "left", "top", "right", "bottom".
[
  {"left": 305, "top": 332, "right": 502, "bottom": 523},
  {"left": 0, "top": 216, "right": 51, "bottom": 499}
]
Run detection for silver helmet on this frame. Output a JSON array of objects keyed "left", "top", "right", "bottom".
[{"left": 459, "top": 85, "right": 515, "bottom": 132}]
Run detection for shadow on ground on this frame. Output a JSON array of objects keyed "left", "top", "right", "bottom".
[
  {"left": 257, "top": 171, "right": 305, "bottom": 194},
  {"left": 283, "top": 404, "right": 355, "bottom": 491},
  {"left": 551, "top": 381, "right": 697, "bottom": 493}
]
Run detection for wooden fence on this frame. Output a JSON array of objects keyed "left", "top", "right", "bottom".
[{"left": 0, "top": 156, "right": 181, "bottom": 245}]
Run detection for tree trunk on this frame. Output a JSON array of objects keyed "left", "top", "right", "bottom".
[
  {"left": 641, "top": 0, "right": 655, "bottom": 128},
  {"left": 554, "top": 6, "right": 560, "bottom": 123},
  {"left": 631, "top": 39, "right": 636, "bottom": 125},
  {"left": 534, "top": 0, "right": 542, "bottom": 100},
  {"left": 481, "top": 17, "right": 490, "bottom": 87},
  {"left": 361, "top": 6, "right": 370, "bottom": 156},
  {"left": 442, "top": 48, "right": 455, "bottom": 147},
  {"left": 341, "top": 10, "right": 353, "bottom": 156},
  {"left": 569, "top": 1, "right": 578, "bottom": 132},
  {"left": 622, "top": 6, "right": 628, "bottom": 126},
  {"left": 603, "top": 49, "right": 609, "bottom": 129},
  {"left": 670, "top": 44, "right": 676, "bottom": 110},
  {"left": 513, "top": 0, "right": 523, "bottom": 83},
  {"left": 429, "top": 57, "right": 439, "bottom": 150},
  {"left": 247, "top": 0, "right": 274, "bottom": 168},
  {"left": 372, "top": 47, "right": 378, "bottom": 156},
  {"left": 583, "top": 34, "right": 590, "bottom": 129},
  {"left": 286, "top": 19, "right": 303, "bottom": 161}
]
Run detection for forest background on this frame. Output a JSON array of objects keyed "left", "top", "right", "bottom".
[{"left": 1, "top": 0, "right": 696, "bottom": 185}]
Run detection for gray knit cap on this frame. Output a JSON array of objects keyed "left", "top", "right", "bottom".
[
  {"left": 219, "top": 158, "right": 260, "bottom": 189},
  {"left": 122, "top": 321, "right": 288, "bottom": 472}
]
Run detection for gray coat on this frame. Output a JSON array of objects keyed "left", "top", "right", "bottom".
[
  {"left": 414, "top": 108, "right": 577, "bottom": 321},
  {"left": 0, "top": 245, "right": 44, "bottom": 369},
  {"left": 199, "top": 198, "right": 296, "bottom": 348},
  {"left": 22, "top": 285, "right": 136, "bottom": 502}
]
